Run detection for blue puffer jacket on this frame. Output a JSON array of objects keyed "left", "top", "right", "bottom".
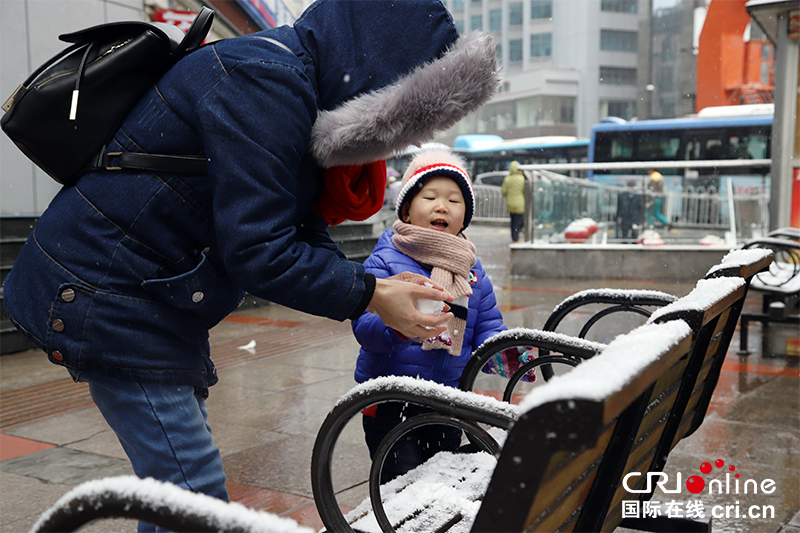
[
  {"left": 353, "top": 229, "right": 506, "bottom": 388},
  {"left": 3, "top": 0, "right": 458, "bottom": 389}
]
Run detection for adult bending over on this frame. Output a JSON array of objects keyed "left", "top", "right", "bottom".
[{"left": 3, "top": 1, "right": 499, "bottom": 530}]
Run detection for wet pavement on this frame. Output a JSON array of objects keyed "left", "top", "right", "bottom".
[{"left": 0, "top": 225, "right": 798, "bottom": 532}]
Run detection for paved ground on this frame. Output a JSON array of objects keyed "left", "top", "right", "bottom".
[{"left": 1, "top": 225, "right": 798, "bottom": 532}]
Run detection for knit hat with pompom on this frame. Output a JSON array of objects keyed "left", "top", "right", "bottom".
[{"left": 395, "top": 146, "right": 474, "bottom": 229}]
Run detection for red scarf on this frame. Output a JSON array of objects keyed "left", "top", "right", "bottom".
[{"left": 314, "top": 161, "right": 386, "bottom": 226}]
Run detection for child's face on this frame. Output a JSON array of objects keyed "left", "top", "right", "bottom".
[{"left": 402, "top": 176, "right": 466, "bottom": 235}]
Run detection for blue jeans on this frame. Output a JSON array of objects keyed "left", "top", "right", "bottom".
[{"left": 76, "top": 373, "right": 228, "bottom": 532}]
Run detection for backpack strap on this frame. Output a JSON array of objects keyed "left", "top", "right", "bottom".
[
  {"left": 99, "top": 149, "right": 208, "bottom": 174},
  {"left": 91, "top": 8, "right": 215, "bottom": 177},
  {"left": 175, "top": 7, "right": 215, "bottom": 55}
]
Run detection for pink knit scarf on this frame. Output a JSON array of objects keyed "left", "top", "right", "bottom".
[{"left": 392, "top": 220, "right": 477, "bottom": 355}]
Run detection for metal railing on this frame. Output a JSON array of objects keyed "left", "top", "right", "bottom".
[
  {"left": 473, "top": 185, "right": 510, "bottom": 223},
  {"left": 470, "top": 159, "right": 771, "bottom": 245}
]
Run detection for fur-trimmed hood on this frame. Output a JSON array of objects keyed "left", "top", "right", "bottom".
[{"left": 310, "top": 31, "right": 501, "bottom": 168}]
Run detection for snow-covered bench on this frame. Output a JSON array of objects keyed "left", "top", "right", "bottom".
[
  {"left": 310, "top": 258, "right": 768, "bottom": 533},
  {"left": 458, "top": 289, "right": 678, "bottom": 397},
  {"left": 458, "top": 248, "right": 773, "bottom": 404},
  {"left": 31, "top": 476, "right": 313, "bottom": 533},
  {"left": 732, "top": 233, "right": 799, "bottom": 355}
]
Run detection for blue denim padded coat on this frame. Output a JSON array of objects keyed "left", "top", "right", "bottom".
[
  {"left": 353, "top": 229, "right": 506, "bottom": 388},
  {"left": 4, "top": 0, "right": 459, "bottom": 389}
]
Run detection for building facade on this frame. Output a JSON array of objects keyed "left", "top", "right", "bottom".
[{"left": 439, "top": 0, "right": 647, "bottom": 143}]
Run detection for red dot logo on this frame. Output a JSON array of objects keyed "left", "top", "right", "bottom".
[
  {"left": 686, "top": 459, "right": 740, "bottom": 494},
  {"left": 686, "top": 475, "right": 706, "bottom": 494}
]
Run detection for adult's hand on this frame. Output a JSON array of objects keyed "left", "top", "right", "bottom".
[{"left": 366, "top": 273, "right": 454, "bottom": 340}]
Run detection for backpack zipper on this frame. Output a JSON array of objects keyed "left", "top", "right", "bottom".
[{"left": 34, "top": 38, "right": 134, "bottom": 91}]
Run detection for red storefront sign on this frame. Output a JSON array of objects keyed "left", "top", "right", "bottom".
[{"left": 149, "top": 8, "right": 200, "bottom": 33}]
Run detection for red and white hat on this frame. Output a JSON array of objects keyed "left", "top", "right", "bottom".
[{"left": 396, "top": 146, "right": 475, "bottom": 229}]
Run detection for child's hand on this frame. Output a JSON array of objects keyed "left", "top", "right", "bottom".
[
  {"left": 481, "top": 346, "right": 537, "bottom": 382},
  {"left": 366, "top": 273, "right": 453, "bottom": 340}
]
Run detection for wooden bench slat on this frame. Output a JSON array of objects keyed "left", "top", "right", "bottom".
[
  {"left": 529, "top": 424, "right": 615, "bottom": 521},
  {"left": 601, "top": 333, "right": 693, "bottom": 425},
  {"left": 705, "top": 248, "right": 774, "bottom": 280}
]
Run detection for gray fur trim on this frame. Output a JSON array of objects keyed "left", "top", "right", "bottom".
[{"left": 309, "top": 31, "right": 501, "bottom": 168}]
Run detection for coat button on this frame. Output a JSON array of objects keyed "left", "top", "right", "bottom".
[
  {"left": 191, "top": 291, "right": 204, "bottom": 303},
  {"left": 52, "top": 319, "right": 65, "bottom": 332},
  {"left": 61, "top": 288, "right": 76, "bottom": 302},
  {"left": 51, "top": 350, "right": 64, "bottom": 361}
]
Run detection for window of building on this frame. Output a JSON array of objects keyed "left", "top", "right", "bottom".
[
  {"left": 600, "top": 30, "right": 638, "bottom": 52},
  {"left": 455, "top": 20, "right": 464, "bottom": 34},
  {"left": 658, "top": 66, "right": 674, "bottom": 90},
  {"left": 509, "top": 2, "right": 523, "bottom": 25},
  {"left": 445, "top": 94, "right": 576, "bottom": 138},
  {"left": 601, "top": 0, "right": 637, "bottom": 13},
  {"left": 560, "top": 98, "right": 575, "bottom": 124},
  {"left": 760, "top": 61, "right": 771, "bottom": 86},
  {"left": 605, "top": 101, "right": 637, "bottom": 120},
  {"left": 531, "top": 0, "right": 552, "bottom": 19},
  {"left": 599, "top": 66, "right": 637, "bottom": 85},
  {"left": 489, "top": 9, "right": 502, "bottom": 32},
  {"left": 661, "top": 36, "right": 676, "bottom": 61},
  {"left": 516, "top": 95, "right": 576, "bottom": 127},
  {"left": 495, "top": 43, "right": 502, "bottom": 61},
  {"left": 471, "top": 14, "right": 483, "bottom": 31},
  {"left": 509, "top": 39, "right": 523, "bottom": 62},
  {"left": 530, "top": 33, "right": 552, "bottom": 58},
  {"left": 658, "top": 96, "right": 678, "bottom": 118},
  {"left": 452, "top": 0, "right": 464, "bottom": 10}
]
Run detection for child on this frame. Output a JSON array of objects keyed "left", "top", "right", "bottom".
[{"left": 352, "top": 147, "right": 507, "bottom": 483}]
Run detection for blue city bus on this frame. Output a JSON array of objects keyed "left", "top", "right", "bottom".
[
  {"left": 589, "top": 107, "right": 774, "bottom": 226},
  {"left": 588, "top": 111, "right": 773, "bottom": 186},
  {"left": 453, "top": 134, "right": 589, "bottom": 176}
]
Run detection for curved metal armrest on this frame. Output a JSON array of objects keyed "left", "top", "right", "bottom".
[
  {"left": 311, "top": 377, "right": 518, "bottom": 533},
  {"left": 768, "top": 227, "right": 800, "bottom": 241},
  {"left": 543, "top": 288, "right": 678, "bottom": 336},
  {"left": 32, "top": 476, "right": 311, "bottom": 533},
  {"left": 742, "top": 239, "right": 800, "bottom": 288},
  {"left": 459, "top": 329, "right": 606, "bottom": 399}
]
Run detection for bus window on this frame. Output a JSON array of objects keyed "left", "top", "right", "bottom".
[
  {"left": 740, "top": 133, "right": 768, "bottom": 159},
  {"left": 610, "top": 136, "right": 633, "bottom": 159},
  {"left": 704, "top": 138, "right": 725, "bottom": 159},
  {"left": 728, "top": 136, "right": 751, "bottom": 159},
  {"left": 684, "top": 139, "right": 701, "bottom": 160},
  {"left": 636, "top": 132, "right": 681, "bottom": 160}
]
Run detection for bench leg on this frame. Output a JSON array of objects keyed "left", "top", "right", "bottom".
[
  {"left": 620, "top": 515, "right": 712, "bottom": 532},
  {"left": 737, "top": 315, "right": 751, "bottom": 355}
]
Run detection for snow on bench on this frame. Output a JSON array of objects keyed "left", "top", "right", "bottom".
[{"left": 32, "top": 475, "right": 313, "bottom": 533}]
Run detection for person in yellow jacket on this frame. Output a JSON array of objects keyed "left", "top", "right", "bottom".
[{"left": 501, "top": 160, "right": 526, "bottom": 241}]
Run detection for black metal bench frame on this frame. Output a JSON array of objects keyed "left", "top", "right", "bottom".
[
  {"left": 309, "top": 250, "right": 773, "bottom": 533},
  {"left": 733, "top": 232, "right": 800, "bottom": 355}
]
